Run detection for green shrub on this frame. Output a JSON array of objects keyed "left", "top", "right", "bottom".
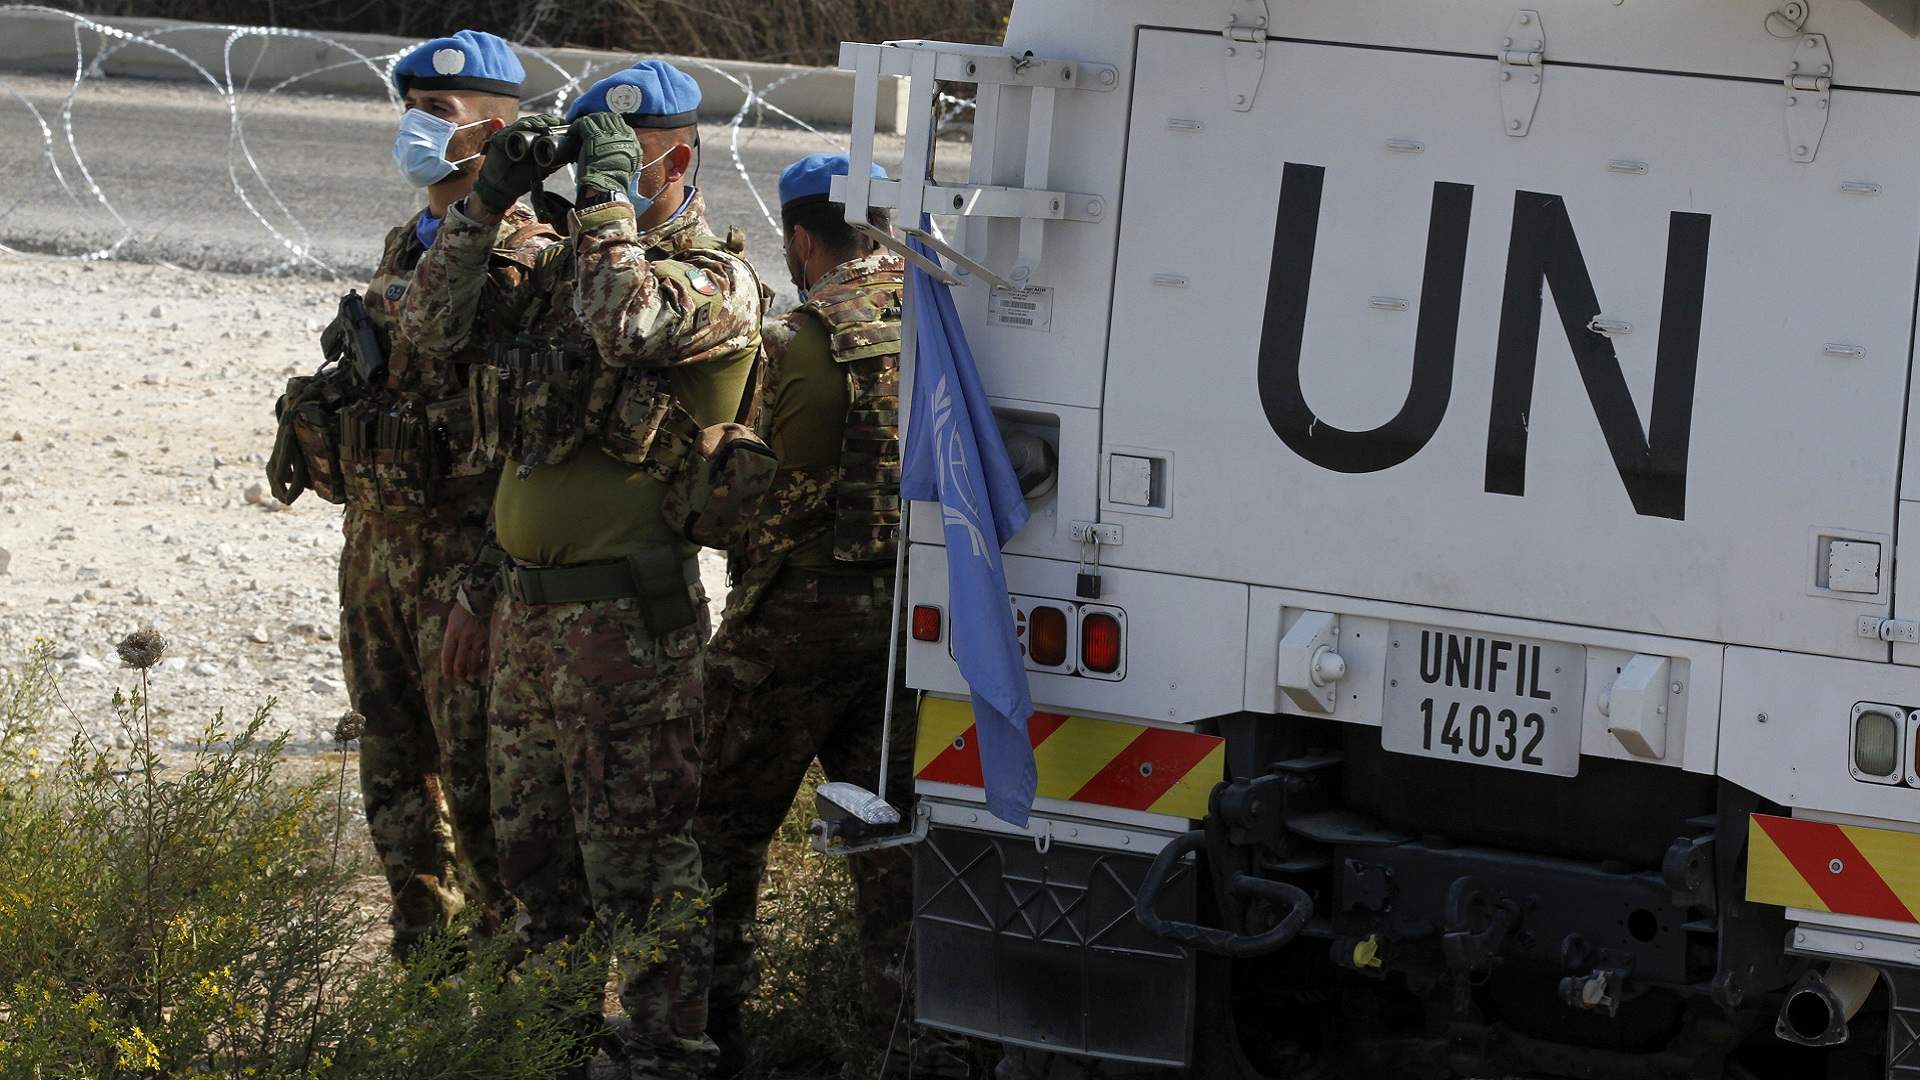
[{"left": 0, "top": 638, "right": 626, "bottom": 1079}]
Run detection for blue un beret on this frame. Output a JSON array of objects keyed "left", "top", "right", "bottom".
[
  {"left": 566, "top": 60, "right": 702, "bottom": 128},
  {"left": 778, "top": 152, "right": 889, "bottom": 209},
  {"left": 393, "top": 30, "right": 525, "bottom": 98}
]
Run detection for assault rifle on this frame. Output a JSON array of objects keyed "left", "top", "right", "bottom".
[{"left": 320, "top": 291, "right": 388, "bottom": 385}]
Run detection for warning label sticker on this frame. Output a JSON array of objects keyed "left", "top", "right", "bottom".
[{"left": 988, "top": 285, "right": 1054, "bottom": 332}]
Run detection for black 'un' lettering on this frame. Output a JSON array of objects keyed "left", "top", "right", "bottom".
[
  {"left": 1483, "top": 193, "right": 1711, "bottom": 521},
  {"left": 1257, "top": 163, "right": 1474, "bottom": 473}
]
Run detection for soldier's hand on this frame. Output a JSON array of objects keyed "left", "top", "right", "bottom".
[
  {"left": 572, "top": 111, "right": 640, "bottom": 199},
  {"left": 442, "top": 603, "right": 491, "bottom": 681},
  {"left": 473, "top": 114, "right": 562, "bottom": 217}
]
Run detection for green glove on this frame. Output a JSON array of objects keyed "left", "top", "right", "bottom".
[
  {"left": 473, "top": 113, "right": 561, "bottom": 215},
  {"left": 572, "top": 111, "right": 640, "bottom": 199}
]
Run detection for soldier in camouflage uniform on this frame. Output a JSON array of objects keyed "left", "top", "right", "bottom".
[
  {"left": 337, "top": 30, "right": 553, "bottom": 959},
  {"left": 403, "top": 61, "right": 761, "bottom": 1080},
  {"left": 693, "top": 153, "right": 919, "bottom": 1075}
]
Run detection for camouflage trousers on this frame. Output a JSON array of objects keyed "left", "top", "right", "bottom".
[
  {"left": 693, "top": 566, "right": 917, "bottom": 1024},
  {"left": 487, "top": 579, "right": 715, "bottom": 1079},
  {"left": 338, "top": 485, "right": 505, "bottom": 956}
]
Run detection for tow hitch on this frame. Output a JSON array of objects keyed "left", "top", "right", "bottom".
[{"left": 1133, "top": 773, "right": 1315, "bottom": 956}]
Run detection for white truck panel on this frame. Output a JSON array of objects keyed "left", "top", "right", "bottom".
[
  {"left": 904, "top": 545, "right": 1250, "bottom": 726},
  {"left": 1719, "top": 645, "right": 1920, "bottom": 816},
  {"left": 1097, "top": 29, "right": 1920, "bottom": 661}
]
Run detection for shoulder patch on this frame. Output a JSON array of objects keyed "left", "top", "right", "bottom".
[
  {"left": 385, "top": 282, "right": 407, "bottom": 302},
  {"left": 685, "top": 267, "right": 718, "bottom": 296}
]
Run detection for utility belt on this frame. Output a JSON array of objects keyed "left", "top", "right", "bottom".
[
  {"left": 334, "top": 392, "right": 488, "bottom": 515},
  {"left": 499, "top": 547, "right": 703, "bottom": 636}
]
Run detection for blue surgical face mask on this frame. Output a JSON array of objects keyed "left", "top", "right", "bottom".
[
  {"left": 625, "top": 147, "right": 675, "bottom": 217},
  {"left": 393, "top": 109, "right": 488, "bottom": 188}
]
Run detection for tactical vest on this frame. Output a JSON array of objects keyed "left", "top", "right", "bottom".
[
  {"left": 472, "top": 232, "right": 763, "bottom": 483},
  {"left": 334, "top": 211, "right": 547, "bottom": 514},
  {"left": 807, "top": 258, "right": 906, "bottom": 564}
]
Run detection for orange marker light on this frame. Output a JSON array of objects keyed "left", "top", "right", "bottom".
[
  {"left": 911, "top": 605, "right": 943, "bottom": 643},
  {"left": 1029, "top": 605, "right": 1068, "bottom": 667}
]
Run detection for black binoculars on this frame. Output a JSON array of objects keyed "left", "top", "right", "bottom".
[{"left": 501, "top": 125, "right": 581, "bottom": 170}]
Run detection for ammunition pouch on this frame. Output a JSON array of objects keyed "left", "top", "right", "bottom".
[
  {"left": 427, "top": 392, "right": 488, "bottom": 481},
  {"left": 658, "top": 327, "right": 773, "bottom": 550},
  {"left": 337, "top": 401, "right": 433, "bottom": 514},
  {"left": 500, "top": 548, "right": 701, "bottom": 636},
  {"left": 474, "top": 339, "right": 734, "bottom": 490},
  {"left": 335, "top": 391, "right": 486, "bottom": 514},
  {"left": 267, "top": 369, "right": 351, "bottom": 505},
  {"left": 660, "top": 420, "right": 777, "bottom": 550},
  {"left": 474, "top": 340, "right": 622, "bottom": 473}
]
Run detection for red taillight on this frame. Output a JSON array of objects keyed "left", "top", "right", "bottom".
[
  {"left": 1081, "top": 612, "right": 1121, "bottom": 674},
  {"left": 912, "top": 605, "right": 943, "bottom": 642},
  {"left": 1029, "top": 605, "right": 1068, "bottom": 667}
]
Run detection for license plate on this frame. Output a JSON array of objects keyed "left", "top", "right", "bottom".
[{"left": 1381, "top": 624, "right": 1586, "bottom": 776}]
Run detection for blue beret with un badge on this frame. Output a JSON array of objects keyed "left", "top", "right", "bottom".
[
  {"left": 565, "top": 60, "right": 702, "bottom": 128},
  {"left": 393, "top": 30, "right": 525, "bottom": 97},
  {"left": 778, "top": 152, "right": 888, "bottom": 208}
]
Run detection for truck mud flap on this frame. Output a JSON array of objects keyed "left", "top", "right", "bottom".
[{"left": 913, "top": 823, "right": 1197, "bottom": 1067}]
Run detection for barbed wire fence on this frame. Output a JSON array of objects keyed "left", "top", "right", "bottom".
[{"left": 0, "top": 4, "right": 975, "bottom": 277}]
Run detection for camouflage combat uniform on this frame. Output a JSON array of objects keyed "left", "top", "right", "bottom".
[
  {"left": 694, "top": 249, "right": 917, "bottom": 1031},
  {"left": 405, "top": 189, "right": 762, "bottom": 1079},
  {"left": 337, "top": 204, "right": 550, "bottom": 957}
]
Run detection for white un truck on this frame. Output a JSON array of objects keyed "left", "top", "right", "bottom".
[{"left": 826, "top": 2, "right": 1920, "bottom": 1077}]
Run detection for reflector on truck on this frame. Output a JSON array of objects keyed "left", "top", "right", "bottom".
[
  {"left": 914, "top": 697, "right": 1223, "bottom": 819},
  {"left": 1746, "top": 814, "right": 1920, "bottom": 924}
]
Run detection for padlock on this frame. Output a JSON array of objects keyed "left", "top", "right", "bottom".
[{"left": 1077, "top": 532, "right": 1102, "bottom": 600}]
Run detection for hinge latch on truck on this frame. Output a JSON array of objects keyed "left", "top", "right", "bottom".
[
  {"left": 1224, "top": 0, "right": 1269, "bottom": 113},
  {"left": 1856, "top": 615, "right": 1920, "bottom": 643},
  {"left": 1785, "top": 33, "right": 1833, "bottom": 163},
  {"left": 1498, "top": 10, "right": 1545, "bottom": 137}
]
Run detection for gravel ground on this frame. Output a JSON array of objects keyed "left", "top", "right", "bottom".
[{"left": 0, "top": 255, "right": 739, "bottom": 754}]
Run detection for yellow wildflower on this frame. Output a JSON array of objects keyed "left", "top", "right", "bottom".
[{"left": 114, "top": 1026, "right": 160, "bottom": 1071}]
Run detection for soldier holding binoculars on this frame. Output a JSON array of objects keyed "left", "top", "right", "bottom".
[{"left": 401, "top": 59, "right": 764, "bottom": 1080}]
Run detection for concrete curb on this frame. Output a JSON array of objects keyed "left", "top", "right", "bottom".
[{"left": 0, "top": 9, "right": 903, "bottom": 132}]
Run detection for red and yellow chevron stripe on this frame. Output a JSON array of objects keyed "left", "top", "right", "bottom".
[
  {"left": 1746, "top": 814, "right": 1920, "bottom": 924},
  {"left": 913, "top": 697, "right": 1224, "bottom": 819}
]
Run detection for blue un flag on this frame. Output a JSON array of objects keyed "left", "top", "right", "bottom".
[{"left": 899, "top": 233, "right": 1037, "bottom": 827}]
